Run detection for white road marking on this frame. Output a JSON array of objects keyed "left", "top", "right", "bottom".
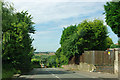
[
  {"left": 45, "top": 68, "right": 62, "bottom": 80},
  {"left": 55, "top": 76, "right": 60, "bottom": 78}
]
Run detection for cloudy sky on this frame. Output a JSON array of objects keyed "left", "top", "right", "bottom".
[{"left": 6, "top": 0, "right": 118, "bottom": 52}]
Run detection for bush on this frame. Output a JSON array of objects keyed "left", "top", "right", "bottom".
[
  {"left": 31, "top": 59, "right": 41, "bottom": 68},
  {"left": 31, "top": 59, "right": 40, "bottom": 65},
  {"left": 110, "top": 44, "right": 120, "bottom": 48}
]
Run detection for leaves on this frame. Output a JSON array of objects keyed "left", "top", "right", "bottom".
[
  {"left": 104, "top": 1, "right": 120, "bottom": 37},
  {"left": 2, "top": 2, "right": 35, "bottom": 72},
  {"left": 56, "top": 19, "right": 108, "bottom": 65}
]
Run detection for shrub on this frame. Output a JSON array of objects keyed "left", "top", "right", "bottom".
[
  {"left": 31, "top": 59, "right": 40, "bottom": 65},
  {"left": 110, "top": 44, "right": 120, "bottom": 48}
]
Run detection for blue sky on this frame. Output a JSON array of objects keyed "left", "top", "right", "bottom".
[{"left": 6, "top": 0, "right": 118, "bottom": 52}]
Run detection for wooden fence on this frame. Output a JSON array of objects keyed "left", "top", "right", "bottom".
[
  {"left": 68, "top": 48, "right": 120, "bottom": 74},
  {"left": 80, "top": 50, "right": 115, "bottom": 73}
]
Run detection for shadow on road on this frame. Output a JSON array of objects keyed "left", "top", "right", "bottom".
[
  {"left": 21, "top": 68, "right": 73, "bottom": 75},
  {"left": 2, "top": 68, "right": 119, "bottom": 80}
]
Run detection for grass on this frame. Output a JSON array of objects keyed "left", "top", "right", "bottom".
[
  {"left": 2, "top": 63, "right": 41, "bottom": 79},
  {"left": 2, "top": 68, "right": 16, "bottom": 79},
  {"left": 2, "top": 64, "right": 21, "bottom": 79}
]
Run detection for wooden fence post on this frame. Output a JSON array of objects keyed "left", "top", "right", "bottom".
[{"left": 114, "top": 48, "right": 119, "bottom": 74}]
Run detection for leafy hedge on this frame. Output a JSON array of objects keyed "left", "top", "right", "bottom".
[{"left": 2, "top": 1, "right": 35, "bottom": 78}]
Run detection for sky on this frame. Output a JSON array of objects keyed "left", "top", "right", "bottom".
[{"left": 6, "top": 0, "right": 118, "bottom": 52}]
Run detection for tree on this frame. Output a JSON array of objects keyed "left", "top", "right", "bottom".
[
  {"left": 2, "top": 2, "right": 35, "bottom": 72},
  {"left": 59, "top": 25, "right": 78, "bottom": 64},
  {"left": 77, "top": 19, "right": 108, "bottom": 51},
  {"left": 47, "top": 55, "right": 57, "bottom": 67},
  {"left": 104, "top": 1, "right": 120, "bottom": 37},
  {"left": 56, "top": 19, "right": 108, "bottom": 65},
  {"left": 60, "top": 25, "right": 77, "bottom": 45}
]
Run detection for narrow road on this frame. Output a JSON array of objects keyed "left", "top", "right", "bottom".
[{"left": 13, "top": 68, "right": 117, "bottom": 80}]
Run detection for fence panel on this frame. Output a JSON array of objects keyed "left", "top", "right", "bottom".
[{"left": 80, "top": 50, "right": 115, "bottom": 73}]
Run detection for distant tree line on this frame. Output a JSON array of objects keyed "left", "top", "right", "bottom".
[
  {"left": 32, "top": 55, "right": 58, "bottom": 68},
  {"left": 2, "top": 1, "right": 35, "bottom": 73}
]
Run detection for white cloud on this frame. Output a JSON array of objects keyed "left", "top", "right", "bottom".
[
  {"left": 48, "top": 27, "right": 62, "bottom": 30},
  {"left": 30, "top": 30, "right": 56, "bottom": 38},
  {"left": 35, "top": 31, "right": 54, "bottom": 35},
  {"left": 60, "top": 24, "right": 77, "bottom": 28},
  {"left": 30, "top": 30, "right": 61, "bottom": 52},
  {"left": 5, "top": 0, "right": 107, "bottom": 24}
]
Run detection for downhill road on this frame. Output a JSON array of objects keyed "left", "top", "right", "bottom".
[{"left": 13, "top": 68, "right": 118, "bottom": 80}]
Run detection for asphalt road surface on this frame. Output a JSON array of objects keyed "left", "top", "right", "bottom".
[{"left": 13, "top": 68, "right": 118, "bottom": 80}]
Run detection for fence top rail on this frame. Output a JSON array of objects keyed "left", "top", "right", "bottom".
[
  {"left": 84, "top": 51, "right": 105, "bottom": 53},
  {"left": 109, "top": 48, "right": 120, "bottom": 51},
  {"left": 84, "top": 48, "right": 120, "bottom": 52},
  {"left": 84, "top": 50, "right": 105, "bottom": 52}
]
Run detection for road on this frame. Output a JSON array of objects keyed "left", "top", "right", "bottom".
[{"left": 13, "top": 68, "right": 118, "bottom": 80}]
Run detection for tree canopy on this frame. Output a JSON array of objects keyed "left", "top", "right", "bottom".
[
  {"left": 2, "top": 2, "right": 35, "bottom": 72},
  {"left": 77, "top": 19, "right": 108, "bottom": 51},
  {"left": 56, "top": 19, "right": 109, "bottom": 65},
  {"left": 104, "top": 1, "right": 120, "bottom": 37}
]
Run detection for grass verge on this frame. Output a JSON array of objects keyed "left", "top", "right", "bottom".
[
  {"left": 2, "top": 68, "right": 16, "bottom": 79},
  {"left": 2, "top": 64, "right": 21, "bottom": 79}
]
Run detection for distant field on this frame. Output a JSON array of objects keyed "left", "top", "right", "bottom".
[{"left": 34, "top": 52, "right": 55, "bottom": 55}]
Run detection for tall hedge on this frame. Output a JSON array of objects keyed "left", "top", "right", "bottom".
[{"left": 2, "top": 2, "right": 35, "bottom": 72}]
